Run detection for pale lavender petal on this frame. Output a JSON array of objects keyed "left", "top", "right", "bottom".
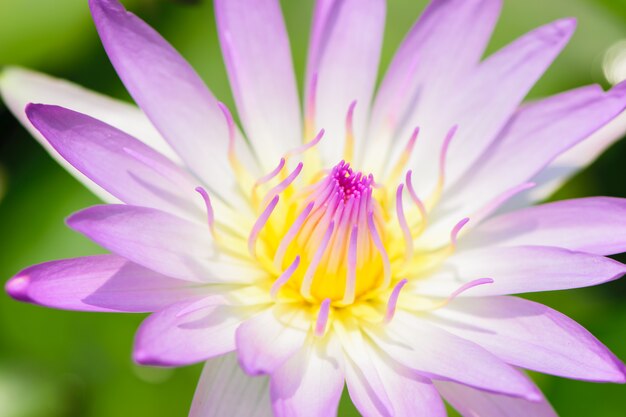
[
  {"left": 133, "top": 298, "right": 258, "bottom": 366},
  {"left": 365, "top": 312, "right": 541, "bottom": 401},
  {"left": 236, "top": 305, "right": 309, "bottom": 376},
  {"left": 67, "top": 204, "right": 264, "bottom": 283},
  {"left": 214, "top": 0, "right": 301, "bottom": 170},
  {"left": 5, "top": 255, "right": 204, "bottom": 312},
  {"left": 89, "top": 0, "right": 256, "bottom": 203},
  {"left": 414, "top": 245, "right": 626, "bottom": 297},
  {"left": 340, "top": 322, "right": 394, "bottom": 416},
  {"left": 404, "top": 19, "right": 575, "bottom": 199},
  {"left": 463, "top": 197, "right": 626, "bottom": 255},
  {"left": 374, "top": 361, "right": 446, "bottom": 417},
  {"left": 432, "top": 82, "right": 626, "bottom": 238},
  {"left": 190, "top": 353, "right": 273, "bottom": 417},
  {"left": 443, "top": 18, "right": 576, "bottom": 184},
  {"left": 306, "top": 0, "right": 385, "bottom": 165},
  {"left": 468, "top": 82, "right": 626, "bottom": 194},
  {"left": 365, "top": 0, "right": 501, "bottom": 173},
  {"left": 507, "top": 108, "right": 626, "bottom": 209},
  {"left": 0, "top": 67, "right": 179, "bottom": 203},
  {"left": 26, "top": 104, "right": 203, "bottom": 220},
  {"left": 436, "top": 380, "right": 558, "bottom": 417},
  {"left": 340, "top": 322, "right": 445, "bottom": 417},
  {"left": 430, "top": 296, "right": 626, "bottom": 383},
  {"left": 271, "top": 336, "right": 344, "bottom": 417}
]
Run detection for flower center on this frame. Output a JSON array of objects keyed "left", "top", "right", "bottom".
[
  {"left": 202, "top": 105, "right": 490, "bottom": 329},
  {"left": 269, "top": 161, "right": 388, "bottom": 304}
]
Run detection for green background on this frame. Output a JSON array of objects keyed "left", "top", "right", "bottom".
[{"left": 1, "top": 0, "right": 626, "bottom": 416}]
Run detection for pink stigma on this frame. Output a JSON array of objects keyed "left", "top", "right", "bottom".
[
  {"left": 384, "top": 279, "right": 408, "bottom": 323},
  {"left": 331, "top": 161, "right": 374, "bottom": 202}
]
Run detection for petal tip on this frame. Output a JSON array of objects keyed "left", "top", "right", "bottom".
[
  {"left": 558, "top": 17, "right": 577, "bottom": 29},
  {"left": 554, "top": 17, "right": 577, "bottom": 38},
  {"left": 24, "top": 102, "right": 56, "bottom": 127},
  {"left": 5, "top": 274, "right": 31, "bottom": 302},
  {"left": 526, "top": 387, "right": 544, "bottom": 403},
  {"left": 88, "top": 0, "right": 121, "bottom": 12},
  {"left": 24, "top": 102, "right": 44, "bottom": 118},
  {"left": 537, "top": 17, "right": 576, "bottom": 44},
  {"left": 236, "top": 355, "right": 265, "bottom": 377},
  {"left": 133, "top": 348, "right": 158, "bottom": 366},
  {"left": 609, "top": 360, "right": 626, "bottom": 384},
  {"left": 234, "top": 332, "right": 268, "bottom": 377}
]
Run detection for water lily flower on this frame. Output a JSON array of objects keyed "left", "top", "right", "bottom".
[{"left": 4, "top": 0, "right": 626, "bottom": 415}]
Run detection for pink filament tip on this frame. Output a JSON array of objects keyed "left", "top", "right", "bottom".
[
  {"left": 384, "top": 279, "right": 408, "bottom": 323},
  {"left": 175, "top": 294, "right": 226, "bottom": 318},
  {"left": 439, "top": 125, "right": 458, "bottom": 183},
  {"left": 217, "top": 102, "right": 237, "bottom": 153},
  {"left": 346, "top": 100, "right": 357, "bottom": 134},
  {"left": 261, "top": 162, "right": 303, "bottom": 208},
  {"left": 248, "top": 195, "right": 280, "bottom": 258},
  {"left": 403, "top": 127, "right": 420, "bottom": 162},
  {"left": 255, "top": 158, "right": 286, "bottom": 188},
  {"left": 195, "top": 186, "right": 215, "bottom": 233},
  {"left": 270, "top": 256, "right": 300, "bottom": 299},
  {"left": 445, "top": 278, "right": 494, "bottom": 304},
  {"left": 405, "top": 170, "right": 427, "bottom": 222},
  {"left": 475, "top": 182, "right": 536, "bottom": 222},
  {"left": 286, "top": 129, "right": 325, "bottom": 157},
  {"left": 396, "top": 184, "right": 414, "bottom": 261},
  {"left": 306, "top": 73, "right": 319, "bottom": 124},
  {"left": 315, "top": 298, "right": 332, "bottom": 337},
  {"left": 450, "top": 217, "right": 470, "bottom": 248},
  {"left": 343, "top": 101, "right": 357, "bottom": 160}
]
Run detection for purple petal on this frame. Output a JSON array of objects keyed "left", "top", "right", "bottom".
[
  {"left": 433, "top": 83, "right": 626, "bottom": 237},
  {"left": 67, "top": 204, "right": 264, "bottom": 283},
  {"left": 365, "top": 0, "right": 501, "bottom": 173},
  {"left": 414, "top": 245, "right": 626, "bottom": 297},
  {"left": 436, "top": 380, "right": 558, "bottom": 417},
  {"left": 463, "top": 197, "right": 626, "bottom": 256},
  {"left": 26, "top": 103, "right": 204, "bottom": 220},
  {"left": 190, "top": 353, "right": 273, "bottom": 417},
  {"left": 133, "top": 297, "right": 257, "bottom": 366},
  {"left": 89, "top": 0, "right": 255, "bottom": 203},
  {"left": 214, "top": 0, "right": 301, "bottom": 170},
  {"left": 6, "top": 255, "right": 205, "bottom": 312},
  {"left": 404, "top": 19, "right": 575, "bottom": 200},
  {"left": 236, "top": 305, "right": 309, "bottom": 376},
  {"left": 430, "top": 296, "right": 626, "bottom": 383},
  {"left": 0, "top": 67, "right": 180, "bottom": 203},
  {"left": 306, "top": 0, "right": 386, "bottom": 164},
  {"left": 366, "top": 312, "right": 541, "bottom": 401},
  {"left": 271, "top": 336, "right": 344, "bottom": 417},
  {"left": 443, "top": 18, "right": 576, "bottom": 184},
  {"left": 510, "top": 105, "right": 626, "bottom": 208}
]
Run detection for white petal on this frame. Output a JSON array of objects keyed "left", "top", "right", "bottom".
[
  {"left": 271, "top": 335, "right": 345, "bottom": 417},
  {"left": 214, "top": 0, "right": 301, "bottom": 171},
  {"left": 306, "top": 0, "right": 386, "bottom": 165},
  {"left": 190, "top": 353, "right": 273, "bottom": 417},
  {"left": 436, "top": 380, "right": 558, "bottom": 417}
]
